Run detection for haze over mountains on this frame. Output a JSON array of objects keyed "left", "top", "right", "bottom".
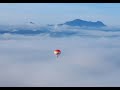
[{"left": 0, "top": 19, "right": 120, "bottom": 38}]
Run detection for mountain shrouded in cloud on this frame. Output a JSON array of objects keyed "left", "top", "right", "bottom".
[
  {"left": 58, "top": 19, "right": 106, "bottom": 27},
  {"left": 0, "top": 19, "right": 120, "bottom": 87},
  {"left": 1, "top": 19, "right": 120, "bottom": 39}
]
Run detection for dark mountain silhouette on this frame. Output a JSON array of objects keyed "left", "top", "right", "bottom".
[{"left": 58, "top": 19, "right": 106, "bottom": 27}]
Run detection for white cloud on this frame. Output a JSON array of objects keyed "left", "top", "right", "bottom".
[{"left": 0, "top": 32, "right": 120, "bottom": 86}]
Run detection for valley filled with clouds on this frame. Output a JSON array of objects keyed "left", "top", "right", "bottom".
[{"left": 0, "top": 25, "right": 120, "bottom": 86}]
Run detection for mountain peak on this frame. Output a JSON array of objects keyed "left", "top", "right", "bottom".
[
  {"left": 73, "top": 19, "right": 82, "bottom": 21},
  {"left": 58, "top": 19, "right": 106, "bottom": 28}
]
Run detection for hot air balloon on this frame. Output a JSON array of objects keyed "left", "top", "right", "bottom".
[{"left": 54, "top": 49, "right": 61, "bottom": 58}]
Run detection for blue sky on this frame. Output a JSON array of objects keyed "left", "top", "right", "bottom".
[{"left": 0, "top": 3, "right": 120, "bottom": 26}]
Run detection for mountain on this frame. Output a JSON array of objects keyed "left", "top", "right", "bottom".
[
  {"left": 0, "top": 19, "right": 109, "bottom": 38},
  {"left": 58, "top": 19, "right": 106, "bottom": 28}
]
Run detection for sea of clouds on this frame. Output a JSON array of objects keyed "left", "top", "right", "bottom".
[{"left": 0, "top": 26, "right": 120, "bottom": 86}]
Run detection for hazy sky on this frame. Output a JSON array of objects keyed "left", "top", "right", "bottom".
[{"left": 0, "top": 3, "right": 120, "bottom": 26}]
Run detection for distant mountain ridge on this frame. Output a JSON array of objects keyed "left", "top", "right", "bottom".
[
  {"left": 0, "top": 19, "right": 113, "bottom": 38},
  {"left": 58, "top": 19, "right": 106, "bottom": 27},
  {"left": 0, "top": 19, "right": 120, "bottom": 38}
]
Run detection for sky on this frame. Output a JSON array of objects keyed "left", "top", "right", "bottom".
[{"left": 0, "top": 3, "right": 120, "bottom": 26}]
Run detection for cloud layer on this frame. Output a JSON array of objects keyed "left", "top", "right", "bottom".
[{"left": 0, "top": 34, "right": 120, "bottom": 86}]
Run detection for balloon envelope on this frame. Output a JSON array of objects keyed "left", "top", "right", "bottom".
[{"left": 54, "top": 49, "right": 61, "bottom": 55}]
